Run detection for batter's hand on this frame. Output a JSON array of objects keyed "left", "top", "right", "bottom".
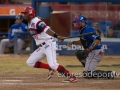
[
  {"left": 57, "top": 36, "right": 64, "bottom": 42},
  {"left": 67, "top": 41, "right": 73, "bottom": 47}
]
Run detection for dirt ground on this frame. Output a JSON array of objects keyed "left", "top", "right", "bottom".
[
  {"left": 0, "top": 55, "right": 120, "bottom": 90},
  {"left": 0, "top": 73, "right": 120, "bottom": 90}
]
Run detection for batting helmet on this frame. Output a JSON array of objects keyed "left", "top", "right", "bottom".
[
  {"left": 21, "top": 6, "right": 35, "bottom": 18},
  {"left": 72, "top": 15, "right": 87, "bottom": 29},
  {"left": 78, "top": 15, "right": 87, "bottom": 23}
]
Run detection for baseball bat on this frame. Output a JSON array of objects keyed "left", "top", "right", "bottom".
[{"left": 63, "top": 32, "right": 96, "bottom": 39}]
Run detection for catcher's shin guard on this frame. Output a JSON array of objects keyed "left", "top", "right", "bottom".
[
  {"left": 75, "top": 50, "right": 87, "bottom": 67},
  {"left": 80, "top": 59, "right": 86, "bottom": 67}
]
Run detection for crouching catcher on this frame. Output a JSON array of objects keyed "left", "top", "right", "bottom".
[{"left": 68, "top": 14, "right": 116, "bottom": 79}]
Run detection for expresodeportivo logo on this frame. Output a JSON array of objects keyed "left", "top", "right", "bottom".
[{"left": 57, "top": 72, "right": 120, "bottom": 78}]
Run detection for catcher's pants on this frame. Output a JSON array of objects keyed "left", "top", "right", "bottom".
[
  {"left": 26, "top": 39, "right": 59, "bottom": 70},
  {"left": 84, "top": 49, "right": 104, "bottom": 71},
  {"left": 0, "top": 39, "right": 25, "bottom": 54}
]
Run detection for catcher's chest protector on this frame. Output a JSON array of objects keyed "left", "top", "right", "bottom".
[{"left": 78, "top": 29, "right": 87, "bottom": 49}]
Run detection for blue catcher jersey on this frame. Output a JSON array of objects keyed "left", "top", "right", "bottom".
[{"left": 79, "top": 26, "right": 102, "bottom": 50}]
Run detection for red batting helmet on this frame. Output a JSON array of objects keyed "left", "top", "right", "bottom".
[{"left": 21, "top": 6, "right": 35, "bottom": 17}]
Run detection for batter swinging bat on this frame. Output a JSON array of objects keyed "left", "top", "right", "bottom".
[{"left": 63, "top": 32, "right": 96, "bottom": 39}]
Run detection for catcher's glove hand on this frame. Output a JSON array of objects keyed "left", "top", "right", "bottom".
[{"left": 75, "top": 49, "right": 89, "bottom": 60}]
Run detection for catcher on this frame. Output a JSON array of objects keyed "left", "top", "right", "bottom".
[{"left": 68, "top": 14, "right": 116, "bottom": 79}]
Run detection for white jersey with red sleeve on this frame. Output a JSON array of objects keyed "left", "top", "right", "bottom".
[{"left": 28, "top": 17, "right": 53, "bottom": 45}]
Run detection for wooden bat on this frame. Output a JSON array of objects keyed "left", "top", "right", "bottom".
[{"left": 63, "top": 32, "right": 96, "bottom": 39}]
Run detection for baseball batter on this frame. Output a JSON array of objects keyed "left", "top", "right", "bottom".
[
  {"left": 21, "top": 6, "right": 77, "bottom": 82},
  {"left": 68, "top": 15, "right": 116, "bottom": 79}
]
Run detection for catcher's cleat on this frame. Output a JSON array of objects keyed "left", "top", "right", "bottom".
[
  {"left": 62, "top": 76, "right": 77, "bottom": 83},
  {"left": 47, "top": 69, "right": 55, "bottom": 80},
  {"left": 107, "top": 71, "right": 116, "bottom": 79}
]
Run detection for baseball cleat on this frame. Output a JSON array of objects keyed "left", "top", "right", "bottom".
[
  {"left": 47, "top": 69, "right": 55, "bottom": 80},
  {"left": 107, "top": 71, "right": 116, "bottom": 79},
  {"left": 62, "top": 76, "right": 77, "bottom": 83},
  {"left": 110, "top": 71, "right": 116, "bottom": 79}
]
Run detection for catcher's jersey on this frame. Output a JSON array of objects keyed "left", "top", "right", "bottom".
[
  {"left": 79, "top": 26, "right": 102, "bottom": 49},
  {"left": 28, "top": 17, "right": 52, "bottom": 45}
]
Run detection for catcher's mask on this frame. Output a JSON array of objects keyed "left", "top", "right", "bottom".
[{"left": 72, "top": 15, "right": 87, "bottom": 29}]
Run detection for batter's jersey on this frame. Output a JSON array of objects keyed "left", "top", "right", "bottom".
[
  {"left": 79, "top": 26, "right": 102, "bottom": 50},
  {"left": 28, "top": 17, "right": 53, "bottom": 45}
]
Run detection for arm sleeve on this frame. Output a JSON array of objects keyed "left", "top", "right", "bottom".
[
  {"left": 88, "top": 34, "right": 100, "bottom": 40},
  {"left": 36, "top": 21, "right": 50, "bottom": 33},
  {"left": 85, "top": 28, "right": 100, "bottom": 40}
]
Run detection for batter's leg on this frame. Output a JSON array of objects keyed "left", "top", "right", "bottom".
[
  {"left": 0, "top": 39, "right": 13, "bottom": 54},
  {"left": 26, "top": 47, "right": 50, "bottom": 69},
  {"left": 45, "top": 42, "right": 76, "bottom": 81}
]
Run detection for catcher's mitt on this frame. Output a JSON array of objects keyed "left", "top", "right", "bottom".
[{"left": 75, "top": 50, "right": 89, "bottom": 60}]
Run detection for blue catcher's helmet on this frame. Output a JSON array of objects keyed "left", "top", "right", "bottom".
[
  {"left": 15, "top": 14, "right": 23, "bottom": 19},
  {"left": 72, "top": 14, "right": 87, "bottom": 29},
  {"left": 78, "top": 14, "right": 87, "bottom": 23}
]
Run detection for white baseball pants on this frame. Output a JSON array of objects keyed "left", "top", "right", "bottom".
[{"left": 26, "top": 39, "right": 59, "bottom": 70}]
